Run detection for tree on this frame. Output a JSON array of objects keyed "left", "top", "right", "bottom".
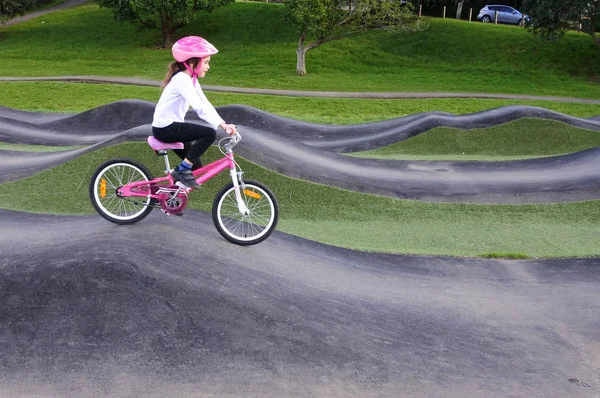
[
  {"left": 455, "top": 0, "right": 464, "bottom": 20},
  {"left": 0, "top": 0, "right": 36, "bottom": 23},
  {"left": 93, "top": 0, "right": 234, "bottom": 48},
  {"left": 284, "top": 0, "right": 426, "bottom": 75},
  {"left": 522, "top": 0, "right": 599, "bottom": 49}
]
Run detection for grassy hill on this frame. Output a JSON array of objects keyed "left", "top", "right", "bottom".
[{"left": 0, "top": 2, "right": 599, "bottom": 98}]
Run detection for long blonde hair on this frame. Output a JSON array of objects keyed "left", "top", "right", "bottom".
[{"left": 161, "top": 58, "right": 201, "bottom": 89}]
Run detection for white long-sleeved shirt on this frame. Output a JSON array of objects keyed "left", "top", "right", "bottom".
[{"left": 152, "top": 72, "right": 224, "bottom": 130}]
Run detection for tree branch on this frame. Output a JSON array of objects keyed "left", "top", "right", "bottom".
[{"left": 305, "top": 30, "right": 361, "bottom": 51}]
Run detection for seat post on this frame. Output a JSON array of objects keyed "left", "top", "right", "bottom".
[
  {"left": 164, "top": 154, "right": 171, "bottom": 174},
  {"left": 154, "top": 149, "right": 172, "bottom": 174}
]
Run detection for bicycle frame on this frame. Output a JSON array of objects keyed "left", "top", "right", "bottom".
[{"left": 117, "top": 149, "right": 249, "bottom": 215}]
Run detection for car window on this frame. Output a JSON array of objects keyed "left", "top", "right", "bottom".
[
  {"left": 502, "top": 6, "right": 515, "bottom": 13},
  {"left": 488, "top": 6, "right": 499, "bottom": 11}
]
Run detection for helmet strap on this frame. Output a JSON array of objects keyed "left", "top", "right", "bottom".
[{"left": 183, "top": 61, "right": 200, "bottom": 86}]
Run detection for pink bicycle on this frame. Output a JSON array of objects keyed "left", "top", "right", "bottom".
[{"left": 89, "top": 132, "right": 279, "bottom": 245}]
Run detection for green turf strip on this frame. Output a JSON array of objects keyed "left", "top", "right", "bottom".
[
  {"left": 348, "top": 119, "right": 600, "bottom": 161},
  {"left": 0, "top": 142, "right": 598, "bottom": 258}
]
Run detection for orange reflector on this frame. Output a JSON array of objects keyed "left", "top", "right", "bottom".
[
  {"left": 243, "top": 189, "right": 261, "bottom": 199},
  {"left": 100, "top": 179, "right": 106, "bottom": 198}
]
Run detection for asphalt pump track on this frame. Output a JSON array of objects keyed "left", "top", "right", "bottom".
[{"left": 0, "top": 103, "right": 599, "bottom": 397}]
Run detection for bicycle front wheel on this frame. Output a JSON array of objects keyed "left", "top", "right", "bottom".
[
  {"left": 212, "top": 180, "right": 279, "bottom": 245},
  {"left": 89, "top": 158, "right": 154, "bottom": 225}
]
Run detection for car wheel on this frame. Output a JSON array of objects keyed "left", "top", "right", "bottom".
[{"left": 482, "top": 15, "right": 491, "bottom": 23}]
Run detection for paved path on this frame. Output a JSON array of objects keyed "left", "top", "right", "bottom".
[
  {"left": 2, "top": 76, "right": 600, "bottom": 103},
  {"left": 2, "top": 0, "right": 88, "bottom": 26}
]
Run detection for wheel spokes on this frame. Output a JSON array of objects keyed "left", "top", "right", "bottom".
[
  {"left": 219, "top": 186, "right": 274, "bottom": 240},
  {"left": 96, "top": 164, "right": 149, "bottom": 219}
]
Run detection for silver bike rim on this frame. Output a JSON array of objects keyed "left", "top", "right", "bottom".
[
  {"left": 93, "top": 163, "right": 150, "bottom": 220},
  {"left": 217, "top": 184, "right": 275, "bottom": 242}
]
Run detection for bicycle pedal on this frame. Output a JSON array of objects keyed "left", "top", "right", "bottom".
[{"left": 175, "top": 181, "right": 194, "bottom": 191}]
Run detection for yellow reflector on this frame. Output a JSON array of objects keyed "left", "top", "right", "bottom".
[
  {"left": 243, "top": 189, "right": 261, "bottom": 199},
  {"left": 100, "top": 179, "right": 106, "bottom": 198}
]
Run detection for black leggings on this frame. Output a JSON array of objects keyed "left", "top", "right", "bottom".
[{"left": 152, "top": 122, "right": 216, "bottom": 169}]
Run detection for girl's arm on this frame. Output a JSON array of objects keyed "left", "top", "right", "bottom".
[{"left": 176, "top": 76, "right": 236, "bottom": 133}]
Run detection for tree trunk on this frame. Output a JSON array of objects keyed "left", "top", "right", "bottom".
[
  {"left": 160, "top": 14, "right": 176, "bottom": 48},
  {"left": 163, "top": 30, "right": 175, "bottom": 48},
  {"left": 160, "top": 15, "right": 168, "bottom": 48},
  {"left": 456, "top": 1, "right": 464, "bottom": 20},
  {"left": 296, "top": 35, "right": 308, "bottom": 76}
]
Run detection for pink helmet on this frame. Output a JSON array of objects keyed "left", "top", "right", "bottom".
[{"left": 172, "top": 36, "right": 218, "bottom": 62}]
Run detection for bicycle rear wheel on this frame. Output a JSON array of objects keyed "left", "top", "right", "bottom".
[
  {"left": 89, "top": 158, "right": 154, "bottom": 225},
  {"left": 212, "top": 180, "right": 278, "bottom": 245}
]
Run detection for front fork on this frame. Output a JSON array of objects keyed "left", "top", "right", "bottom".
[{"left": 230, "top": 168, "right": 249, "bottom": 216}]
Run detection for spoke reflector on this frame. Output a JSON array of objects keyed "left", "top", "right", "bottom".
[
  {"left": 100, "top": 179, "right": 107, "bottom": 198},
  {"left": 243, "top": 189, "right": 261, "bottom": 199}
]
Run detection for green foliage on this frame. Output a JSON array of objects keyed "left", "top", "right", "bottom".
[
  {"left": 284, "top": 0, "right": 344, "bottom": 40},
  {"left": 0, "top": 0, "right": 36, "bottom": 22},
  {"left": 283, "top": 0, "right": 425, "bottom": 74},
  {"left": 523, "top": 0, "right": 599, "bottom": 49},
  {"left": 480, "top": 252, "right": 531, "bottom": 259},
  {"left": 93, "top": 0, "right": 234, "bottom": 47},
  {"left": 285, "top": 0, "right": 422, "bottom": 39}
]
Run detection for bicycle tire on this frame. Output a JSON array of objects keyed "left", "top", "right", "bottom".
[
  {"left": 212, "top": 180, "right": 279, "bottom": 245},
  {"left": 89, "top": 158, "right": 155, "bottom": 225}
]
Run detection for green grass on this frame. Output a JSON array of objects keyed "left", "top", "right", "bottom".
[
  {"left": 1, "top": 82, "right": 600, "bottom": 125},
  {"left": 1, "top": 3, "right": 599, "bottom": 98},
  {"left": 0, "top": 142, "right": 598, "bottom": 258},
  {"left": 349, "top": 119, "right": 600, "bottom": 161},
  {"left": 0, "top": 142, "right": 83, "bottom": 152},
  {"left": 480, "top": 252, "right": 531, "bottom": 259}
]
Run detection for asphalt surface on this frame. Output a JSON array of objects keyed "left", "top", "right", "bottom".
[
  {"left": 1, "top": 209, "right": 599, "bottom": 397},
  {"left": 1, "top": 101, "right": 600, "bottom": 203}
]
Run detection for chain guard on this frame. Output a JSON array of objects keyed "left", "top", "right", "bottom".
[{"left": 158, "top": 186, "right": 188, "bottom": 215}]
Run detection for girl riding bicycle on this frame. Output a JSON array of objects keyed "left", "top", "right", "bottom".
[{"left": 152, "top": 36, "right": 237, "bottom": 189}]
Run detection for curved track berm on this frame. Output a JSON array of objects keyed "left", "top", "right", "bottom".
[{"left": 1, "top": 101, "right": 599, "bottom": 204}]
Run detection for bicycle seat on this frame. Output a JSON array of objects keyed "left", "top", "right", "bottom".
[{"left": 147, "top": 136, "right": 184, "bottom": 150}]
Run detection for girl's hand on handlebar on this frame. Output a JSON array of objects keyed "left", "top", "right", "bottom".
[{"left": 221, "top": 123, "right": 237, "bottom": 135}]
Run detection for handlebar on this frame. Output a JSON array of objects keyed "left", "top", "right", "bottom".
[{"left": 223, "top": 131, "right": 242, "bottom": 152}]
